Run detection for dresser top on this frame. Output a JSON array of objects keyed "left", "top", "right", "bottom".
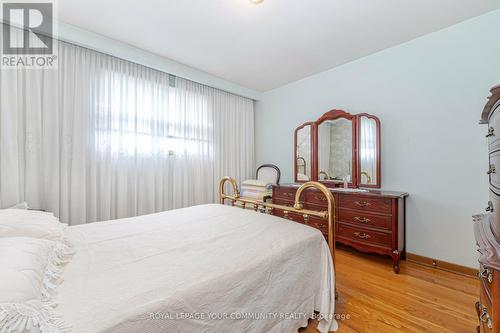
[
  {"left": 474, "top": 214, "right": 500, "bottom": 270},
  {"left": 275, "top": 183, "right": 409, "bottom": 198}
]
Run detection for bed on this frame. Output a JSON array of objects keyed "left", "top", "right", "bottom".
[{"left": 1, "top": 178, "right": 338, "bottom": 333}]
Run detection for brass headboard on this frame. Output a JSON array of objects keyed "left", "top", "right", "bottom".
[{"left": 219, "top": 176, "right": 336, "bottom": 269}]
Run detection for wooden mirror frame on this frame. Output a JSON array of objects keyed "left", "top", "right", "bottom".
[
  {"left": 356, "top": 113, "right": 381, "bottom": 188},
  {"left": 312, "top": 110, "right": 357, "bottom": 187},
  {"left": 293, "top": 109, "right": 381, "bottom": 188},
  {"left": 294, "top": 122, "right": 315, "bottom": 183}
]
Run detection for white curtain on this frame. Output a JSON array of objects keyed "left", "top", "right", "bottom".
[{"left": 0, "top": 41, "right": 254, "bottom": 224}]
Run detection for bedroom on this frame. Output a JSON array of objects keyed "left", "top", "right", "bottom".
[{"left": 0, "top": 0, "right": 499, "bottom": 332}]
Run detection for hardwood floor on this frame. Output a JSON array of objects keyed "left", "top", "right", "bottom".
[{"left": 300, "top": 246, "right": 479, "bottom": 333}]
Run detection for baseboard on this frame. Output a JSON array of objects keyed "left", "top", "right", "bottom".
[{"left": 405, "top": 253, "right": 478, "bottom": 277}]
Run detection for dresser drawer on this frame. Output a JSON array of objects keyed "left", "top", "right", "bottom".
[
  {"left": 338, "top": 208, "right": 392, "bottom": 231},
  {"left": 337, "top": 223, "right": 392, "bottom": 248},
  {"left": 489, "top": 150, "right": 500, "bottom": 193},
  {"left": 488, "top": 191, "right": 500, "bottom": 240},
  {"left": 479, "top": 286, "right": 494, "bottom": 331},
  {"left": 273, "top": 209, "right": 305, "bottom": 224},
  {"left": 476, "top": 300, "right": 494, "bottom": 332},
  {"left": 305, "top": 217, "right": 329, "bottom": 236},
  {"left": 489, "top": 106, "right": 500, "bottom": 152},
  {"left": 304, "top": 201, "right": 330, "bottom": 213},
  {"left": 305, "top": 190, "right": 329, "bottom": 207},
  {"left": 339, "top": 194, "right": 392, "bottom": 214},
  {"left": 479, "top": 264, "right": 495, "bottom": 306},
  {"left": 273, "top": 196, "right": 292, "bottom": 207},
  {"left": 273, "top": 187, "right": 296, "bottom": 202}
]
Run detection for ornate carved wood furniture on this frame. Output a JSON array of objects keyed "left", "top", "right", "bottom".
[
  {"left": 475, "top": 85, "right": 500, "bottom": 333},
  {"left": 279, "top": 109, "right": 408, "bottom": 273},
  {"left": 474, "top": 214, "right": 500, "bottom": 333},
  {"left": 273, "top": 184, "right": 407, "bottom": 273},
  {"left": 294, "top": 110, "right": 381, "bottom": 188}
]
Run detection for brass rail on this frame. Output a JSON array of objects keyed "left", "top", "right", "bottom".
[{"left": 219, "top": 176, "right": 336, "bottom": 268}]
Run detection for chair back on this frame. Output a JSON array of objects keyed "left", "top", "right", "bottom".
[{"left": 256, "top": 164, "right": 280, "bottom": 185}]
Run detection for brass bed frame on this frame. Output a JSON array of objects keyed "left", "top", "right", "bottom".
[{"left": 219, "top": 176, "right": 336, "bottom": 285}]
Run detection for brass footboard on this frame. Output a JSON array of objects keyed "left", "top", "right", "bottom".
[{"left": 219, "top": 176, "right": 336, "bottom": 270}]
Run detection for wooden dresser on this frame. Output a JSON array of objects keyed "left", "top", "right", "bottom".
[
  {"left": 476, "top": 85, "right": 500, "bottom": 332},
  {"left": 272, "top": 184, "right": 408, "bottom": 273},
  {"left": 474, "top": 215, "right": 500, "bottom": 333}
]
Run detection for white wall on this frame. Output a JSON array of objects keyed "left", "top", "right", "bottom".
[{"left": 255, "top": 9, "right": 500, "bottom": 268}]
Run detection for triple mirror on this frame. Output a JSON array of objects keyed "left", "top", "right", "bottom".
[{"left": 294, "top": 109, "right": 381, "bottom": 188}]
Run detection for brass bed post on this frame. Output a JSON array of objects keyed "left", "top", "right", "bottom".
[
  {"left": 294, "top": 181, "right": 335, "bottom": 266},
  {"left": 219, "top": 176, "right": 240, "bottom": 205},
  {"left": 219, "top": 177, "right": 336, "bottom": 298}
]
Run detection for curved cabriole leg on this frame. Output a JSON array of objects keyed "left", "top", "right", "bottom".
[{"left": 392, "top": 250, "right": 401, "bottom": 274}]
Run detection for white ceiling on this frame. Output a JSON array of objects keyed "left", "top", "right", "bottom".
[{"left": 58, "top": 0, "right": 500, "bottom": 92}]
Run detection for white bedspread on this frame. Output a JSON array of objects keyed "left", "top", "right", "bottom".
[{"left": 58, "top": 204, "right": 337, "bottom": 332}]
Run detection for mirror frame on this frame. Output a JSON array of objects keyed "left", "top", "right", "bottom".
[
  {"left": 293, "top": 109, "right": 381, "bottom": 188},
  {"left": 294, "top": 122, "right": 315, "bottom": 183},
  {"left": 356, "top": 113, "right": 381, "bottom": 188},
  {"left": 313, "top": 110, "right": 357, "bottom": 187}
]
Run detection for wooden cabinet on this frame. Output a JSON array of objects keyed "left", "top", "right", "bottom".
[
  {"left": 476, "top": 84, "right": 500, "bottom": 332},
  {"left": 272, "top": 184, "right": 408, "bottom": 273},
  {"left": 474, "top": 215, "right": 500, "bottom": 333}
]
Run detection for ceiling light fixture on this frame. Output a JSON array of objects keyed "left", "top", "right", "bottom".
[{"left": 249, "top": 0, "right": 264, "bottom": 4}]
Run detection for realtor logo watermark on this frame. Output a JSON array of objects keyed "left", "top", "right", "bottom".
[{"left": 1, "top": 0, "right": 57, "bottom": 69}]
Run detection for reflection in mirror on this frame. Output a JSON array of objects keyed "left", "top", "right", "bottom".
[
  {"left": 318, "top": 118, "right": 353, "bottom": 182},
  {"left": 296, "top": 125, "right": 311, "bottom": 181},
  {"left": 359, "top": 116, "right": 378, "bottom": 185}
]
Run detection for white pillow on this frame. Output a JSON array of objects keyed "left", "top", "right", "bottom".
[
  {"left": 0, "top": 209, "right": 65, "bottom": 241},
  {"left": 0, "top": 237, "right": 74, "bottom": 333}
]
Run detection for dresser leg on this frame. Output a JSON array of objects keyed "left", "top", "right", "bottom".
[{"left": 392, "top": 250, "right": 401, "bottom": 274}]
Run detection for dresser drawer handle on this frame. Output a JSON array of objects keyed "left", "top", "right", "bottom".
[
  {"left": 475, "top": 301, "right": 481, "bottom": 317},
  {"left": 479, "top": 266, "right": 493, "bottom": 284},
  {"left": 487, "top": 164, "right": 496, "bottom": 175},
  {"left": 480, "top": 305, "right": 493, "bottom": 329},
  {"left": 486, "top": 201, "right": 494, "bottom": 213},
  {"left": 486, "top": 127, "right": 495, "bottom": 138},
  {"left": 354, "top": 216, "right": 371, "bottom": 223},
  {"left": 315, "top": 195, "right": 326, "bottom": 201},
  {"left": 354, "top": 232, "right": 371, "bottom": 239},
  {"left": 354, "top": 201, "right": 371, "bottom": 207}
]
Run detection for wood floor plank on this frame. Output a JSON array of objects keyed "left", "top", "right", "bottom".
[{"left": 301, "top": 247, "right": 479, "bottom": 332}]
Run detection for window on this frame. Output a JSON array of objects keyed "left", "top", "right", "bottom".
[{"left": 94, "top": 71, "right": 211, "bottom": 157}]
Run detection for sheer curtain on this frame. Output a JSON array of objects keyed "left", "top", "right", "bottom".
[{"left": 0, "top": 41, "right": 254, "bottom": 224}]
